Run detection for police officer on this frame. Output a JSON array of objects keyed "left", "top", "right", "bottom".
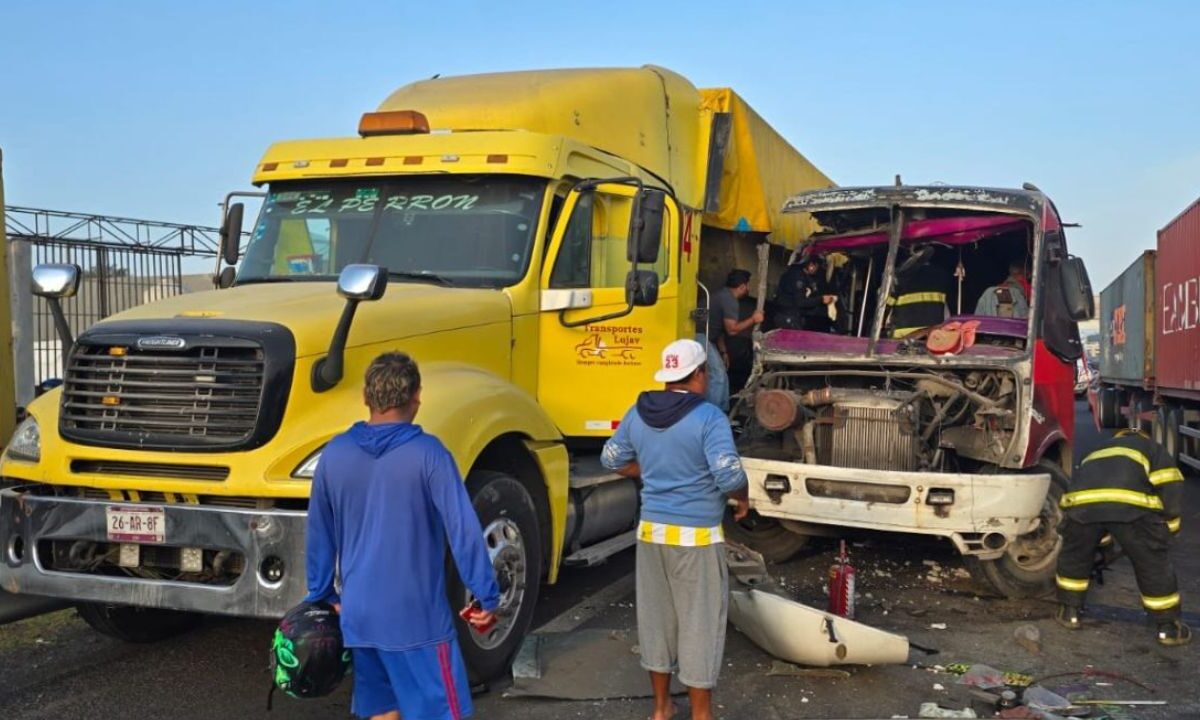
[
  {"left": 774, "top": 253, "right": 836, "bottom": 332},
  {"left": 1055, "top": 428, "right": 1190, "bottom": 646},
  {"left": 886, "top": 245, "right": 950, "bottom": 338}
]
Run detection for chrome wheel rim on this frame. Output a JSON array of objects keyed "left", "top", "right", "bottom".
[{"left": 464, "top": 517, "right": 526, "bottom": 650}]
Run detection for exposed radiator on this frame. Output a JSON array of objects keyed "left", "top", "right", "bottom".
[{"left": 815, "top": 398, "right": 919, "bottom": 472}]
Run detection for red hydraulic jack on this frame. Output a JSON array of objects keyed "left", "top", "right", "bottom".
[{"left": 828, "top": 540, "right": 856, "bottom": 619}]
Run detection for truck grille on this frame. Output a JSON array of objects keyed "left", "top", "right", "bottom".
[
  {"left": 815, "top": 401, "right": 919, "bottom": 472},
  {"left": 62, "top": 342, "right": 263, "bottom": 446},
  {"left": 55, "top": 320, "right": 294, "bottom": 452}
]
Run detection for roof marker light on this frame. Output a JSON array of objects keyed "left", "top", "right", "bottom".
[{"left": 358, "top": 110, "right": 431, "bottom": 137}]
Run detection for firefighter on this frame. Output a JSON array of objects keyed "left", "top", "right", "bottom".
[
  {"left": 1054, "top": 429, "right": 1190, "bottom": 645},
  {"left": 886, "top": 245, "right": 950, "bottom": 338},
  {"left": 774, "top": 253, "right": 836, "bottom": 332}
]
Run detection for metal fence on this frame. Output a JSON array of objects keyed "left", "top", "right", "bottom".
[{"left": 4, "top": 207, "right": 224, "bottom": 398}]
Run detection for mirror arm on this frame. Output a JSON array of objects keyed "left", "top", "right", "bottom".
[
  {"left": 47, "top": 298, "right": 74, "bottom": 371},
  {"left": 311, "top": 300, "right": 361, "bottom": 392}
]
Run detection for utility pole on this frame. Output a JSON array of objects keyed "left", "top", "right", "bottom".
[{"left": 0, "top": 148, "right": 17, "bottom": 445}]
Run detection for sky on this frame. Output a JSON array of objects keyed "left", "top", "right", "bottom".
[{"left": 1, "top": 1, "right": 1198, "bottom": 288}]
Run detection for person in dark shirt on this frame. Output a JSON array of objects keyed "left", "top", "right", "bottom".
[
  {"left": 1054, "top": 429, "right": 1189, "bottom": 646},
  {"left": 697, "top": 268, "right": 762, "bottom": 410},
  {"left": 773, "top": 254, "right": 837, "bottom": 332}
]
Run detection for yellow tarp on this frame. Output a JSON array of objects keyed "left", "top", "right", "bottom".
[{"left": 699, "top": 89, "right": 834, "bottom": 248}]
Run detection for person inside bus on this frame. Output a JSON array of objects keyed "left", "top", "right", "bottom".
[
  {"left": 976, "top": 259, "right": 1031, "bottom": 319},
  {"left": 886, "top": 245, "right": 951, "bottom": 338},
  {"left": 773, "top": 253, "right": 837, "bottom": 332}
]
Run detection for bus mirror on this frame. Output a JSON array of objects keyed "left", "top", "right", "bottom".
[
  {"left": 627, "top": 189, "right": 665, "bottom": 265},
  {"left": 220, "top": 203, "right": 244, "bottom": 266},
  {"left": 626, "top": 269, "right": 660, "bottom": 307},
  {"left": 1060, "top": 256, "right": 1094, "bottom": 321}
]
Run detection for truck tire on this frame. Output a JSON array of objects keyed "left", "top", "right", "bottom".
[
  {"left": 1163, "top": 406, "right": 1182, "bottom": 467},
  {"left": 1128, "top": 395, "right": 1148, "bottom": 433},
  {"left": 722, "top": 510, "right": 809, "bottom": 563},
  {"left": 448, "top": 471, "right": 542, "bottom": 682},
  {"left": 76, "top": 602, "right": 202, "bottom": 643},
  {"left": 965, "top": 460, "right": 1068, "bottom": 599},
  {"left": 1097, "top": 388, "right": 1120, "bottom": 429}
]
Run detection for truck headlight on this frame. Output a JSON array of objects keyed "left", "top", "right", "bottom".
[
  {"left": 292, "top": 449, "right": 323, "bottom": 479},
  {"left": 6, "top": 417, "right": 41, "bottom": 462}
]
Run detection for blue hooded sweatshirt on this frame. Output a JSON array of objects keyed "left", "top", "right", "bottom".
[
  {"left": 601, "top": 391, "right": 748, "bottom": 528},
  {"left": 304, "top": 421, "right": 501, "bottom": 651}
]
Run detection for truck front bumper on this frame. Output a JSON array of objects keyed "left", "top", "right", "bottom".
[
  {"left": 742, "top": 459, "right": 1050, "bottom": 560},
  {"left": 0, "top": 486, "right": 307, "bottom": 618}
]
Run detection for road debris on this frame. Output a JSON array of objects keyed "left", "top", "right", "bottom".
[
  {"left": 765, "top": 661, "right": 851, "bottom": 679},
  {"left": 917, "top": 702, "right": 977, "bottom": 718},
  {"left": 930, "top": 623, "right": 948, "bottom": 630},
  {"left": 1012, "top": 624, "right": 1041, "bottom": 655}
]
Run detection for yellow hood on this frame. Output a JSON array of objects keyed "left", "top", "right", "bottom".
[{"left": 101, "top": 281, "right": 513, "bottom": 358}]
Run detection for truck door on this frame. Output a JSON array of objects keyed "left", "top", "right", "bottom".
[{"left": 538, "top": 182, "right": 681, "bottom": 437}]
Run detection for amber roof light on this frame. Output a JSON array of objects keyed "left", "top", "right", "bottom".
[{"left": 359, "top": 110, "right": 431, "bottom": 137}]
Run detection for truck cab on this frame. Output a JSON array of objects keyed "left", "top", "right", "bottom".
[{"left": 0, "top": 67, "right": 833, "bottom": 677}]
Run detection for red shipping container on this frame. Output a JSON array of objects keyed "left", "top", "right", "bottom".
[{"left": 1156, "top": 197, "right": 1200, "bottom": 396}]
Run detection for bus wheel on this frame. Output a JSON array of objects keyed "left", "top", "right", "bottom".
[
  {"left": 449, "top": 471, "right": 542, "bottom": 682},
  {"left": 965, "top": 460, "right": 1067, "bottom": 598},
  {"left": 722, "top": 510, "right": 809, "bottom": 563}
]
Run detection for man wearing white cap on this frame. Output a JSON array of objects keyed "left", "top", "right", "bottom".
[{"left": 601, "top": 338, "right": 749, "bottom": 720}]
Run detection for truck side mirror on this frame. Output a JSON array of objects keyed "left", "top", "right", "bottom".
[
  {"left": 32, "top": 263, "right": 81, "bottom": 299},
  {"left": 1059, "top": 256, "right": 1094, "bottom": 321},
  {"left": 312, "top": 265, "right": 388, "bottom": 392},
  {"left": 32, "top": 263, "right": 81, "bottom": 372},
  {"left": 626, "top": 269, "right": 660, "bottom": 307},
  {"left": 627, "top": 189, "right": 665, "bottom": 265},
  {"left": 220, "top": 203, "right": 244, "bottom": 266}
]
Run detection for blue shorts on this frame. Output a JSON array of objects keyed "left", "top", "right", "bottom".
[{"left": 351, "top": 639, "right": 473, "bottom": 719}]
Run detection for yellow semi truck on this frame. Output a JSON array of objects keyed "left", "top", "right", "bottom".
[{"left": 0, "top": 67, "right": 831, "bottom": 677}]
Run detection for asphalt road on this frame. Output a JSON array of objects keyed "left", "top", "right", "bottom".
[{"left": 2, "top": 402, "right": 1196, "bottom": 719}]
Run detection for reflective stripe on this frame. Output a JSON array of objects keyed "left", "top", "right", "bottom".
[
  {"left": 893, "top": 326, "right": 924, "bottom": 338},
  {"left": 1081, "top": 446, "right": 1150, "bottom": 476},
  {"left": 1056, "top": 575, "right": 1090, "bottom": 592},
  {"left": 894, "top": 292, "right": 946, "bottom": 306},
  {"left": 1142, "top": 592, "right": 1181, "bottom": 611},
  {"left": 1167, "top": 517, "right": 1182, "bottom": 533},
  {"left": 1060, "top": 488, "right": 1164, "bottom": 510},
  {"left": 638, "top": 520, "right": 724, "bottom": 547},
  {"left": 1149, "top": 468, "right": 1184, "bottom": 486}
]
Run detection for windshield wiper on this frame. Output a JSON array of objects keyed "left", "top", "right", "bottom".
[{"left": 388, "top": 270, "right": 454, "bottom": 287}]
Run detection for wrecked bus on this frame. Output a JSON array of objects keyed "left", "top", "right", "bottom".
[
  {"left": 0, "top": 66, "right": 832, "bottom": 678},
  {"left": 730, "top": 185, "right": 1095, "bottom": 597}
]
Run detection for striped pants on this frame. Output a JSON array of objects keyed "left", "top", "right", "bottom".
[{"left": 1055, "top": 515, "right": 1181, "bottom": 622}]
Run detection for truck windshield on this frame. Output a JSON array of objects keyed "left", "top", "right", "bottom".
[{"left": 237, "top": 175, "right": 546, "bottom": 287}]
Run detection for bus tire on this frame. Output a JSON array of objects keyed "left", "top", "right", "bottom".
[{"left": 965, "top": 459, "right": 1067, "bottom": 599}]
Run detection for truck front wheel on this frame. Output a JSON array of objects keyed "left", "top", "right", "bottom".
[
  {"left": 965, "top": 460, "right": 1068, "bottom": 598},
  {"left": 76, "top": 602, "right": 202, "bottom": 643},
  {"left": 449, "top": 471, "right": 542, "bottom": 682},
  {"left": 722, "top": 510, "right": 809, "bottom": 563}
]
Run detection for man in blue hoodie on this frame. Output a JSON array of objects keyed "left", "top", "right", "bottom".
[
  {"left": 601, "top": 338, "right": 749, "bottom": 720},
  {"left": 305, "top": 352, "right": 500, "bottom": 720}
]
